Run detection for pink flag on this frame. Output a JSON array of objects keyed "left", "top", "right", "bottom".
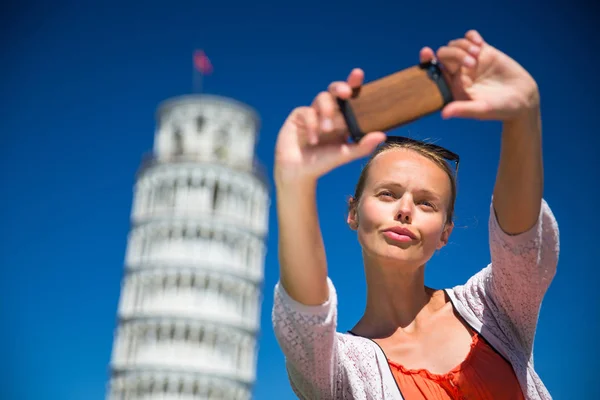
[{"left": 193, "top": 50, "right": 213, "bottom": 75}]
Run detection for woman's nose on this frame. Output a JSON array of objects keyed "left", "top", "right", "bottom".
[{"left": 395, "top": 198, "right": 413, "bottom": 223}]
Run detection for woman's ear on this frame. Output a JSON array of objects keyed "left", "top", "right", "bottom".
[
  {"left": 347, "top": 197, "right": 359, "bottom": 230},
  {"left": 437, "top": 222, "right": 453, "bottom": 249}
]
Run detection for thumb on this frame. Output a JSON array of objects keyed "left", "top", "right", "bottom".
[
  {"left": 345, "top": 131, "right": 387, "bottom": 161},
  {"left": 442, "top": 100, "right": 493, "bottom": 120},
  {"left": 310, "top": 131, "right": 386, "bottom": 175}
]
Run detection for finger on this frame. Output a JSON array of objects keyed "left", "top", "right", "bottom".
[
  {"left": 328, "top": 81, "right": 353, "bottom": 99},
  {"left": 346, "top": 68, "right": 364, "bottom": 89},
  {"left": 312, "top": 91, "right": 337, "bottom": 133},
  {"left": 331, "top": 111, "right": 349, "bottom": 136},
  {"left": 436, "top": 46, "right": 477, "bottom": 74},
  {"left": 297, "top": 107, "right": 319, "bottom": 145},
  {"left": 448, "top": 38, "right": 481, "bottom": 57},
  {"left": 441, "top": 100, "right": 492, "bottom": 120},
  {"left": 314, "top": 131, "right": 386, "bottom": 168},
  {"left": 328, "top": 68, "right": 364, "bottom": 100},
  {"left": 323, "top": 83, "right": 354, "bottom": 137},
  {"left": 419, "top": 47, "right": 436, "bottom": 64},
  {"left": 465, "top": 30, "right": 484, "bottom": 45},
  {"left": 322, "top": 69, "right": 367, "bottom": 142},
  {"left": 357, "top": 131, "right": 387, "bottom": 153},
  {"left": 341, "top": 131, "right": 387, "bottom": 162}
]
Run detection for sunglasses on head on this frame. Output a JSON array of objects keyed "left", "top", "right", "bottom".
[{"left": 384, "top": 135, "right": 460, "bottom": 174}]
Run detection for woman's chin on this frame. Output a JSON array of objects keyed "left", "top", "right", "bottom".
[{"left": 368, "top": 248, "right": 427, "bottom": 269}]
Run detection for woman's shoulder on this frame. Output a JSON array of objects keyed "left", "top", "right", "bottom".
[
  {"left": 337, "top": 331, "right": 379, "bottom": 350},
  {"left": 335, "top": 332, "right": 401, "bottom": 398}
]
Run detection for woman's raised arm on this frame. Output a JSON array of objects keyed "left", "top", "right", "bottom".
[
  {"left": 428, "top": 30, "right": 559, "bottom": 352},
  {"left": 271, "top": 70, "right": 385, "bottom": 398}
]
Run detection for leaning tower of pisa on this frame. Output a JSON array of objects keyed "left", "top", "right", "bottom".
[{"left": 107, "top": 94, "right": 270, "bottom": 400}]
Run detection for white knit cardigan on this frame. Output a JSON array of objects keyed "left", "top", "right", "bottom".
[{"left": 272, "top": 200, "right": 559, "bottom": 399}]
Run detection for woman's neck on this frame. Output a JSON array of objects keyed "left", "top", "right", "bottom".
[{"left": 351, "top": 256, "right": 442, "bottom": 339}]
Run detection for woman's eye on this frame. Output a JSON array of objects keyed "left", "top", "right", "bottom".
[
  {"left": 378, "top": 191, "right": 394, "bottom": 198},
  {"left": 419, "top": 200, "right": 435, "bottom": 209}
]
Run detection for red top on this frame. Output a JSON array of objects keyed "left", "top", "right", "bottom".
[{"left": 388, "top": 332, "right": 525, "bottom": 399}]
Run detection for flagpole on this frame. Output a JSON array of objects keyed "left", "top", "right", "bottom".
[
  {"left": 193, "top": 68, "right": 203, "bottom": 94},
  {"left": 192, "top": 49, "right": 212, "bottom": 95}
]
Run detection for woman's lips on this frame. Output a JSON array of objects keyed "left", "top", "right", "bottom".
[{"left": 383, "top": 228, "right": 416, "bottom": 243}]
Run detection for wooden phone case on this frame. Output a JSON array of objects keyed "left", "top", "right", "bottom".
[{"left": 337, "top": 61, "right": 453, "bottom": 142}]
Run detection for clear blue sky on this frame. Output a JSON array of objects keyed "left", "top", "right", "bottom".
[{"left": 2, "top": 1, "right": 598, "bottom": 399}]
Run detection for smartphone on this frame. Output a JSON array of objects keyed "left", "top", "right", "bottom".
[{"left": 337, "top": 60, "right": 453, "bottom": 142}]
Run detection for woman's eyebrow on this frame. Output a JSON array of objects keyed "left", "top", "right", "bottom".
[
  {"left": 414, "top": 188, "right": 442, "bottom": 200},
  {"left": 373, "top": 181, "right": 441, "bottom": 199}
]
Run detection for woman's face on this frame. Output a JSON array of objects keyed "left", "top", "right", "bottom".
[{"left": 348, "top": 148, "right": 453, "bottom": 267}]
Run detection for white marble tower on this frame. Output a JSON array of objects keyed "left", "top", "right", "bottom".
[{"left": 107, "top": 94, "right": 270, "bottom": 400}]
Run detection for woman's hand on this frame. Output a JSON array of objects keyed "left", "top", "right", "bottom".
[
  {"left": 274, "top": 70, "right": 386, "bottom": 307},
  {"left": 274, "top": 69, "right": 386, "bottom": 186},
  {"left": 421, "top": 30, "right": 540, "bottom": 122},
  {"left": 426, "top": 31, "right": 544, "bottom": 234}
]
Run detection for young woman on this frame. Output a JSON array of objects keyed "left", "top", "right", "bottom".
[{"left": 272, "top": 30, "right": 559, "bottom": 400}]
